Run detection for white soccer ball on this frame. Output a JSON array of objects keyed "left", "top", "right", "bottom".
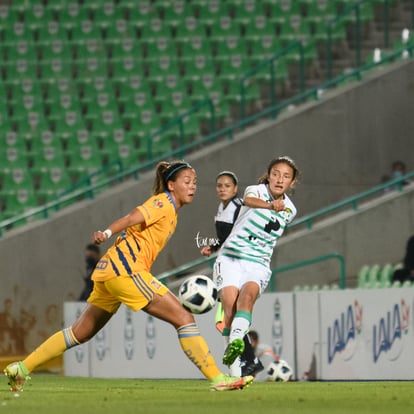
[
  {"left": 178, "top": 275, "right": 218, "bottom": 314},
  {"left": 266, "top": 359, "right": 293, "bottom": 382}
]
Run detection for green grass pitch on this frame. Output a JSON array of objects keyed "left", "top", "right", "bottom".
[{"left": 1, "top": 375, "right": 414, "bottom": 414}]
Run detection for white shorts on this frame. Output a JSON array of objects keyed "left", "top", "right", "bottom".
[{"left": 213, "top": 255, "right": 271, "bottom": 294}]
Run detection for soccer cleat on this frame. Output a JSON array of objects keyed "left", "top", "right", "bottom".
[
  {"left": 242, "top": 360, "right": 264, "bottom": 377},
  {"left": 210, "top": 374, "right": 254, "bottom": 391},
  {"left": 222, "top": 338, "right": 245, "bottom": 366},
  {"left": 4, "top": 361, "right": 30, "bottom": 392}
]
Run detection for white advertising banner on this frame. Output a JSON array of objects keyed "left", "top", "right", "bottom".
[
  {"left": 294, "top": 291, "right": 320, "bottom": 381},
  {"left": 319, "top": 288, "right": 414, "bottom": 380}
]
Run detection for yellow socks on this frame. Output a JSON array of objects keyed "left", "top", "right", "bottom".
[
  {"left": 24, "top": 327, "right": 80, "bottom": 373},
  {"left": 177, "top": 323, "right": 221, "bottom": 380}
]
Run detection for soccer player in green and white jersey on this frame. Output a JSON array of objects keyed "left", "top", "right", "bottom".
[{"left": 213, "top": 156, "right": 299, "bottom": 367}]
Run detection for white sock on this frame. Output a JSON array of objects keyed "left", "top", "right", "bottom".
[{"left": 230, "top": 316, "right": 250, "bottom": 342}]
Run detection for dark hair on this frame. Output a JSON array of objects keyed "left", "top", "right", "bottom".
[
  {"left": 86, "top": 244, "right": 100, "bottom": 254},
  {"left": 216, "top": 170, "right": 238, "bottom": 185},
  {"left": 257, "top": 156, "right": 300, "bottom": 185},
  {"left": 152, "top": 160, "right": 194, "bottom": 194}
]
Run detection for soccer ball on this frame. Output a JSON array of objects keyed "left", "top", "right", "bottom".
[
  {"left": 178, "top": 275, "right": 218, "bottom": 314},
  {"left": 266, "top": 359, "right": 293, "bottom": 382}
]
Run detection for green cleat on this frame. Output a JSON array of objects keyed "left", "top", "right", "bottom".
[
  {"left": 222, "top": 338, "right": 245, "bottom": 366},
  {"left": 4, "top": 361, "right": 30, "bottom": 392},
  {"left": 210, "top": 374, "right": 254, "bottom": 391}
]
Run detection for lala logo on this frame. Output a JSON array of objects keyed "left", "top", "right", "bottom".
[
  {"left": 327, "top": 300, "right": 363, "bottom": 364},
  {"left": 372, "top": 298, "right": 410, "bottom": 363}
]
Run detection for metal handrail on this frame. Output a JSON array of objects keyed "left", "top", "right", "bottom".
[{"left": 270, "top": 253, "right": 346, "bottom": 291}]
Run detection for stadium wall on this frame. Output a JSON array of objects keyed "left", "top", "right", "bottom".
[
  {"left": 0, "top": 60, "right": 413, "bottom": 359},
  {"left": 64, "top": 287, "right": 414, "bottom": 381}
]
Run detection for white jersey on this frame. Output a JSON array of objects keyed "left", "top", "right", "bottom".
[{"left": 219, "top": 184, "right": 297, "bottom": 266}]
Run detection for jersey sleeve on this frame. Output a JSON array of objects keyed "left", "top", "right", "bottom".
[
  {"left": 244, "top": 184, "right": 261, "bottom": 198},
  {"left": 137, "top": 195, "right": 167, "bottom": 226}
]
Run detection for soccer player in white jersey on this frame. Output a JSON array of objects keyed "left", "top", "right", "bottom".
[{"left": 213, "top": 156, "right": 299, "bottom": 367}]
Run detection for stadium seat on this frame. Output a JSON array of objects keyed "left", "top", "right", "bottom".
[
  {"left": 51, "top": 109, "right": 87, "bottom": 141},
  {"left": 23, "top": 2, "right": 55, "bottom": 33},
  {"left": 58, "top": 2, "right": 91, "bottom": 31},
  {"left": 0, "top": 167, "right": 34, "bottom": 194},
  {"left": 357, "top": 264, "right": 370, "bottom": 288},
  {"left": 208, "top": 16, "right": 241, "bottom": 44},
  {"left": 109, "top": 55, "right": 144, "bottom": 86},
  {"left": 94, "top": 2, "right": 125, "bottom": 31},
  {"left": 233, "top": 0, "right": 266, "bottom": 29},
  {"left": 244, "top": 14, "right": 277, "bottom": 42},
  {"left": 46, "top": 92, "right": 82, "bottom": 122},
  {"left": 36, "top": 21, "right": 68, "bottom": 44},
  {"left": 107, "top": 36, "right": 143, "bottom": 59},
  {"left": 126, "top": 0, "right": 158, "bottom": 30},
  {"left": 73, "top": 57, "right": 109, "bottom": 83},
  {"left": 139, "top": 17, "right": 172, "bottom": 45},
  {"left": 66, "top": 144, "right": 103, "bottom": 179},
  {"left": 146, "top": 55, "right": 181, "bottom": 85},
  {"left": 158, "top": 90, "right": 194, "bottom": 122},
  {"left": 38, "top": 58, "right": 73, "bottom": 84},
  {"left": 29, "top": 129, "right": 62, "bottom": 156},
  {"left": 144, "top": 36, "right": 178, "bottom": 60},
  {"left": 88, "top": 109, "right": 125, "bottom": 140},
  {"left": 198, "top": 1, "right": 231, "bottom": 29},
  {"left": 73, "top": 38, "right": 107, "bottom": 60},
  {"left": 31, "top": 145, "right": 67, "bottom": 174},
  {"left": 175, "top": 16, "right": 205, "bottom": 50},
  {"left": 36, "top": 166, "right": 73, "bottom": 203},
  {"left": 2, "top": 188, "right": 38, "bottom": 221},
  {"left": 162, "top": 1, "right": 194, "bottom": 29},
  {"left": 0, "top": 148, "right": 29, "bottom": 175},
  {"left": 3, "top": 39, "right": 38, "bottom": 62},
  {"left": 70, "top": 19, "right": 102, "bottom": 45},
  {"left": 182, "top": 53, "right": 217, "bottom": 84},
  {"left": 120, "top": 89, "right": 156, "bottom": 123}
]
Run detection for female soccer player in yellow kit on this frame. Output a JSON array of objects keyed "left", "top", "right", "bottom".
[{"left": 5, "top": 161, "right": 253, "bottom": 392}]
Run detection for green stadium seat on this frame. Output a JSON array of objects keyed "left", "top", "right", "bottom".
[
  {"left": 120, "top": 90, "right": 156, "bottom": 123},
  {"left": 267, "top": 0, "right": 302, "bottom": 24},
  {"left": 37, "top": 38, "right": 73, "bottom": 61},
  {"left": 52, "top": 109, "right": 87, "bottom": 141},
  {"left": 31, "top": 145, "right": 67, "bottom": 174},
  {"left": 3, "top": 21, "right": 34, "bottom": 45},
  {"left": 2, "top": 188, "right": 38, "bottom": 221},
  {"left": 63, "top": 129, "right": 99, "bottom": 156},
  {"left": 3, "top": 59, "right": 38, "bottom": 86},
  {"left": 244, "top": 15, "right": 277, "bottom": 42},
  {"left": 198, "top": 1, "right": 231, "bottom": 29},
  {"left": 146, "top": 55, "right": 181, "bottom": 85},
  {"left": 94, "top": 2, "right": 125, "bottom": 30},
  {"left": 36, "top": 166, "right": 73, "bottom": 203},
  {"left": 139, "top": 18, "right": 172, "bottom": 45},
  {"left": 357, "top": 264, "right": 370, "bottom": 287},
  {"left": 162, "top": 1, "right": 194, "bottom": 29},
  {"left": 153, "top": 74, "right": 188, "bottom": 104},
  {"left": 0, "top": 148, "right": 29, "bottom": 175},
  {"left": 66, "top": 144, "right": 103, "bottom": 178},
  {"left": 107, "top": 36, "right": 143, "bottom": 59},
  {"left": 158, "top": 90, "right": 194, "bottom": 122},
  {"left": 305, "top": 0, "right": 337, "bottom": 24},
  {"left": 16, "top": 112, "right": 51, "bottom": 142},
  {"left": 73, "top": 57, "right": 109, "bottom": 83},
  {"left": 36, "top": 21, "right": 68, "bottom": 44},
  {"left": 38, "top": 58, "right": 73, "bottom": 84},
  {"left": 189, "top": 75, "right": 223, "bottom": 105},
  {"left": 46, "top": 92, "right": 82, "bottom": 122},
  {"left": 23, "top": 2, "right": 55, "bottom": 32},
  {"left": 208, "top": 16, "right": 241, "bottom": 44},
  {"left": 57, "top": 2, "right": 90, "bottom": 31},
  {"left": 29, "top": 130, "right": 62, "bottom": 156},
  {"left": 83, "top": 90, "right": 119, "bottom": 123},
  {"left": 126, "top": 1, "right": 158, "bottom": 30},
  {"left": 70, "top": 20, "right": 102, "bottom": 44},
  {"left": 116, "top": 75, "right": 152, "bottom": 104},
  {"left": 88, "top": 109, "right": 125, "bottom": 140},
  {"left": 78, "top": 76, "right": 114, "bottom": 103},
  {"left": 9, "top": 94, "right": 45, "bottom": 124},
  {"left": 0, "top": 167, "right": 34, "bottom": 195},
  {"left": 233, "top": 0, "right": 266, "bottom": 28},
  {"left": 8, "top": 78, "right": 43, "bottom": 106},
  {"left": 145, "top": 36, "right": 178, "bottom": 60},
  {"left": 43, "top": 77, "right": 77, "bottom": 105},
  {"left": 216, "top": 53, "right": 252, "bottom": 82},
  {"left": 182, "top": 54, "right": 217, "bottom": 84},
  {"left": 73, "top": 38, "right": 107, "bottom": 60},
  {"left": 128, "top": 109, "right": 163, "bottom": 144},
  {"left": 3, "top": 39, "right": 38, "bottom": 62},
  {"left": 0, "top": 5, "right": 20, "bottom": 34},
  {"left": 110, "top": 55, "right": 144, "bottom": 86},
  {"left": 175, "top": 17, "right": 205, "bottom": 50},
  {"left": 279, "top": 16, "right": 312, "bottom": 45}
]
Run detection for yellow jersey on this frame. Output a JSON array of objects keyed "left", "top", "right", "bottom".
[{"left": 92, "top": 192, "right": 177, "bottom": 282}]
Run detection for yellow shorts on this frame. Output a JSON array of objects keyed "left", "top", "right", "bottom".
[{"left": 87, "top": 272, "right": 169, "bottom": 314}]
